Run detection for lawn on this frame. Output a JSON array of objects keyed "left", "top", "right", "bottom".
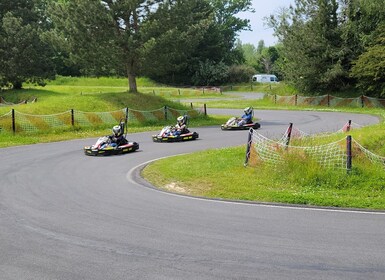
[{"left": 1, "top": 76, "right": 384, "bottom": 210}]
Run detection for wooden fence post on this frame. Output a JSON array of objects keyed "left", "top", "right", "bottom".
[
  {"left": 12, "top": 109, "right": 16, "bottom": 134},
  {"left": 71, "top": 109, "right": 75, "bottom": 126},
  {"left": 346, "top": 135, "right": 352, "bottom": 173},
  {"left": 244, "top": 129, "right": 254, "bottom": 166},
  {"left": 164, "top": 105, "right": 168, "bottom": 121},
  {"left": 285, "top": 123, "right": 293, "bottom": 148}
]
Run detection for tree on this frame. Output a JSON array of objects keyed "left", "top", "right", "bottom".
[
  {"left": 0, "top": 0, "right": 55, "bottom": 89},
  {"left": 268, "top": 0, "right": 351, "bottom": 93},
  {"left": 49, "top": 0, "right": 163, "bottom": 93},
  {"left": 210, "top": 0, "right": 253, "bottom": 64},
  {"left": 140, "top": 0, "right": 215, "bottom": 85},
  {"left": 260, "top": 46, "right": 279, "bottom": 74},
  {"left": 141, "top": 0, "right": 253, "bottom": 85},
  {"left": 351, "top": 24, "right": 385, "bottom": 97}
]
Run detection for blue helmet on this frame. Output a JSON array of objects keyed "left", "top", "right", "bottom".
[{"left": 244, "top": 107, "right": 253, "bottom": 115}]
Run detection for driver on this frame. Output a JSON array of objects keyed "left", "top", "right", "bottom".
[
  {"left": 173, "top": 115, "right": 189, "bottom": 136},
  {"left": 237, "top": 107, "right": 253, "bottom": 126},
  {"left": 109, "top": 124, "right": 128, "bottom": 147}
]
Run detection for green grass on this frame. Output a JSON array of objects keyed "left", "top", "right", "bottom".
[
  {"left": 142, "top": 129, "right": 385, "bottom": 210},
  {"left": 221, "top": 82, "right": 299, "bottom": 95},
  {"left": 47, "top": 75, "right": 160, "bottom": 87},
  {"left": 2, "top": 76, "right": 385, "bottom": 209},
  {"left": 0, "top": 77, "right": 228, "bottom": 147}
]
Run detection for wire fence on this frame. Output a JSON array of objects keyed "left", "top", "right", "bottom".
[
  {"left": 0, "top": 96, "right": 38, "bottom": 106},
  {"left": 141, "top": 87, "right": 222, "bottom": 97},
  {"left": 0, "top": 106, "right": 206, "bottom": 134},
  {"left": 245, "top": 122, "right": 385, "bottom": 172},
  {"left": 266, "top": 94, "right": 385, "bottom": 108}
]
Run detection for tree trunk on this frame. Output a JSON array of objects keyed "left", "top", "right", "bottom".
[
  {"left": 12, "top": 80, "right": 23, "bottom": 89},
  {"left": 128, "top": 73, "right": 137, "bottom": 93},
  {"left": 126, "top": 60, "right": 138, "bottom": 93}
]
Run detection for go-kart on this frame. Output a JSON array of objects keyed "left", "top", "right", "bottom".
[
  {"left": 84, "top": 136, "right": 139, "bottom": 156},
  {"left": 221, "top": 117, "right": 261, "bottom": 130},
  {"left": 84, "top": 119, "right": 139, "bottom": 156},
  {"left": 152, "top": 126, "right": 199, "bottom": 142}
]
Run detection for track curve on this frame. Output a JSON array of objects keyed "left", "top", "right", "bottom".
[{"left": 1, "top": 109, "right": 384, "bottom": 280}]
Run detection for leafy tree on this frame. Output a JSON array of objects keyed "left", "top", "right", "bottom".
[
  {"left": 48, "top": 0, "right": 164, "bottom": 93},
  {"left": 210, "top": 0, "right": 253, "bottom": 64},
  {"left": 256, "top": 40, "right": 265, "bottom": 55},
  {"left": 260, "top": 46, "right": 279, "bottom": 74},
  {"left": 227, "top": 64, "right": 256, "bottom": 83},
  {"left": 141, "top": 0, "right": 252, "bottom": 85},
  {"left": 351, "top": 24, "right": 385, "bottom": 97},
  {"left": 192, "top": 59, "right": 229, "bottom": 86},
  {"left": 241, "top": 41, "right": 281, "bottom": 77},
  {"left": 268, "top": 0, "right": 351, "bottom": 93},
  {"left": 0, "top": 0, "right": 55, "bottom": 89},
  {"left": 141, "top": 0, "right": 215, "bottom": 85}
]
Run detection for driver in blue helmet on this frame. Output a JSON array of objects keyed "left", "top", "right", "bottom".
[{"left": 237, "top": 107, "right": 253, "bottom": 126}]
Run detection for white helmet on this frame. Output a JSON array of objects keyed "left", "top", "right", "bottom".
[
  {"left": 244, "top": 107, "right": 252, "bottom": 115},
  {"left": 112, "top": 125, "right": 121, "bottom": 136},
  {"left": 177, "top": 115, "right": 185, "bottom": 125}
]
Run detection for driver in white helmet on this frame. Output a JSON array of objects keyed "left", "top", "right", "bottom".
[
  {"left": 109, "top": 123, "right": 128, "bottom": 147},
  {"left": 173, "top": 115, "right": 189, "bottom": 136},
  {"left": 237, "top": 107, "right": 253, "bottom": 126}
]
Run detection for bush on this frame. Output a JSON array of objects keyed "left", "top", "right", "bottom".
[{"left": 226, "top": 64, "right": 256, "bottom": 84}]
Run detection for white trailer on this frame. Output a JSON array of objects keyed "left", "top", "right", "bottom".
[{"left": 252, "top": 74, "right": 279, "bottom": 83}]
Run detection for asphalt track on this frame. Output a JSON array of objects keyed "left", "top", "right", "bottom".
[{"left": 1, "top": 109, "right": 384, "bottom": 280}]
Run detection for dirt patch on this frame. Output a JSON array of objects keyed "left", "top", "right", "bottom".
[{"left": 164, "top": 182, "right": 188, "bottom": 194}]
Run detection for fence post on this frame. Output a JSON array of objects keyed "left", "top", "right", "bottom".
[
  {"left": 361, "top": 95, "right": 364, "bottom": 108},
  {"left": 71, "top": 109, "right": 75, "bottom": 126},
  {"left": 164, "top": 105, "right": 168, "bottom": 121},
  {"left": 285, "top": 123, "right": 293, "bottom": 148},
  {"left": 327, "top": 94, "right": 330, "bottom": 107},
  {"left": 204, "top": 104, "right": 207, "bottom": 116},
  {"left": 295, "top": 94, "right": 298, "bottom": 106},
  {"left": 274, "top": 94, "right": 277, "bottom": 104},
  {"left": 346, "top": 135, "right": 352, "bottom": 173},
  {"left": 346, "top": 120, "right": 351, "bottom": 132},
  {"left": 12, "top": 109, "right": 16, "bottom": 134},
  {"left": 190, "top": 102, "right": 193, "bottom": 109},
  {"left": 125, "top": 107, "right": 129, "bottom": 124},
  {"left": 244, "top": 129, "right": 254, "bottom": 166}
]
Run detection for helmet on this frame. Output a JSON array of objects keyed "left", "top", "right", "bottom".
[
  {"left": 244, "top": 107, "right": 252, "bottom": 115},
  {"left": 112, "top": 125, "right": 121, "bottom": 136},
  {"left": 177, "top": 115, "right": 185, "bottom": 125}
]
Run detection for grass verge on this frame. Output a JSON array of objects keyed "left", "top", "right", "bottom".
[
  {"left": 142, "top": 124, "right": 385, "bottom": 210},
  {"left": 142, "top": 145, "right": 385, "bottom": 210}
]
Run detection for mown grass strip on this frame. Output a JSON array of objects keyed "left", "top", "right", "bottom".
[{"left": 142, "top": 142, "right": 385, "bottom": 210}]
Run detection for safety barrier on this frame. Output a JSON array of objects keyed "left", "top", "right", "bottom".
[
  {"left": 244, "top": 122, "right": 385, "bottom": 173},
  {"left": 267, "top": 94, "right": 385, "bottom": 108},
  {"left": 0, "top": 105, "right": 205, "bottom": 134}
]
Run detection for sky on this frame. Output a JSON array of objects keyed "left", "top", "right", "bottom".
[{"left": 237, "top": 0, "right": 294, "bottom": 46}]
